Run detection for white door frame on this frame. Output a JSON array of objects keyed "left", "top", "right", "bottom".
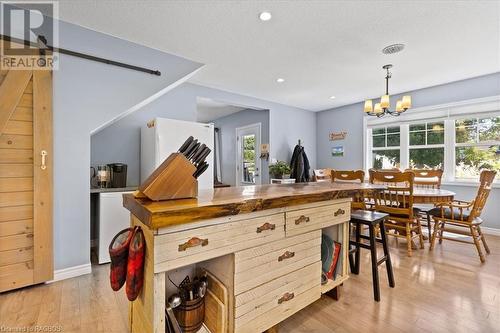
[{"left": 236, "top": 123, "right": 262, "bottom": 186}]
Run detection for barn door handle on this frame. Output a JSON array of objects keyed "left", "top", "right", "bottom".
[{"left": 41, "top": 150, "right": 47, "bottom": 170}]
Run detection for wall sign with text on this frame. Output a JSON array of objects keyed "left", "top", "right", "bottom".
[{"left": 329, "top": 131, "right": 347, "bottom": 141}]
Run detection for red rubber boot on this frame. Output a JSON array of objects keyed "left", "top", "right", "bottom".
[
  {"left": 108, "top": 227, "right": 134, "bottom": 291},
  {"left": 126, "top": 227, "right": 145, "bottom": 301}
]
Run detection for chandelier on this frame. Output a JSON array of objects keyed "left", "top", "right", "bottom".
[{"left": 364, "top": 64, "right": 411, "bottom": 117}]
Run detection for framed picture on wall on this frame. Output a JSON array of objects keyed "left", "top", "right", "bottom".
[{"left": 331, "top": 146, "right": 344, "bottom": 157}]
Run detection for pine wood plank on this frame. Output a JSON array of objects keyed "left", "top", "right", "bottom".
[
  {"left": 11, "top": 106, "right": 33, "bottom": 121},
  {"left": 0, "top": 177, "right": 33, "bottom": 192},
  {"left": 2, "top": 120, "right": 33, "bottom": 135},
  {"left": 0, "top": 148, "right": 33, "bottom": 163},
  {"left": 0, "top": 233, "right": 33, "bottom": 251},
  {"left": 0, "top": 164, "right": 33, "bottom": 178},
  {"left": 0, "top": 191, "right": 33, "bottom": 207},
  {"left": 0, "top": 261, "right": 34, "bottom": 292},
  {"left": 0, "top": 246, "right": 33, "bottom": 266},
  {"left": 0, "top": 134, "right": 33, "bottom": 149},
  {"left": 0, "top": 205, "right": 33, "bottom": 222},
  {"left": 32, "top": 70, "right": 53, "bottom": 283},
  {"left": 0, "top": 218, "right": 33, "bottom": 236},
  {"left": 17, "top": 93, "right": 33, "bottom": 108},
  {"left": 0, "top": 70, "right": 32, "bottom": 135}
]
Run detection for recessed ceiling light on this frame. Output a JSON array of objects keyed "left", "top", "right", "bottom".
[
  {"left": 259, "top": 12, "right": 272, "bottom": 21},
  {"left": 276, "top": 78, "right": 285, "bottom": 83},
  {"left": 329, "top": 96, "right": 336, "bottom": 99}
]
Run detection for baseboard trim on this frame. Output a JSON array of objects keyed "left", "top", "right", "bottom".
[
  {"left": 49, "top": 263, "right": 92, "bottom": 283},
  {"left": 481, "top": 227, "right": 500, "bottom": 236}
]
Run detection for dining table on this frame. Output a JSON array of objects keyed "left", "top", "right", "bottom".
[{"left": 412, "top": 188, "right": 456, "bottom": 204}]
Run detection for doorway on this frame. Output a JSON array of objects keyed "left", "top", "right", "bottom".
[{"left": 236, "top": 123, "right": 261, "bottom": 186}]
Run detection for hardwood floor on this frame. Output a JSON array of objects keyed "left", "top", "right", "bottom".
[{"left": 1, "top": 234, "right": 499, "bottom": 333}]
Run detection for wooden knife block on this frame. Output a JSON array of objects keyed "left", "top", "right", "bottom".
[{"left": 138, "top": 153, "right": 198, "bottom": 201}]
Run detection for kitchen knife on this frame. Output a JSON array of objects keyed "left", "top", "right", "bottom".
[
  {"left": 183, "top": 139, "right": 198, "bottom": 158},
  {"left": 190, "top": 144, "right": 206, "bottom": 164},
  {"left": 178, "top": 136, "right": 193, "bottom": 154},
  {"left": 195, "top": 147, "right": 211, "bottom": 166},
  {"left": 187, "top": 142, "right": 201, "bottom": 160},
  {"left": 193, "top": 162, "right": 209, "bottom": 178}
]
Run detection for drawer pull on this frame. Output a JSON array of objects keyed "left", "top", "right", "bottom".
[
  {"left": 278, "top": 292, "right": 295, "bottom": 304},
  {"left": 178, "top": 237, "right": 208, "bottom": 252},
  {"left": 294, "top": 215, "right": 310, "bottom": 225},
  {"left": 334, "top": 208, "right": 345, "bottom": 217},
  {"left": 256, "top": 222, "right": 276, "bottom": 233},
  {"left": 278, "top": 251, "right": 295, "bottom": 262}
]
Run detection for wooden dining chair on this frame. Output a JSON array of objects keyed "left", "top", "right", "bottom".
[
  {"left": 313, "top": 168, "right": 333, "bottom": 182},
  {"left": 405, "top": 169, "right": 444, "bottom": 237},
  {"left": 370, "top": 170, "right": 424, "bottom": 257},
  {"left": 429, "top": 170, "right": 496, "bottom": 262},
  {"left": 332, "top": 169, "right": 367, "bottom": 210}
]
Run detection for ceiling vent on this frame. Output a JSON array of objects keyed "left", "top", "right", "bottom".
[{"left": 382, "top": 43, "right": 405, "bottom": 55}]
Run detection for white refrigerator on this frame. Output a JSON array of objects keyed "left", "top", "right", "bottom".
[{"left": 140, "top": 118, "right": 214, "bottom": 190}]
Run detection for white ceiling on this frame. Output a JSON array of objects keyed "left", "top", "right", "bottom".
[
  {"left": 196, "top": 97, "right": 247, "bottom": 123},
  {"left": 58, "top": 1, "right": 500, "bottom": 111}
]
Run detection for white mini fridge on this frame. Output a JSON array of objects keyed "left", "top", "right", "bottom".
[{"left": 140, "top": 118, "right": 214, "bottom": 190}]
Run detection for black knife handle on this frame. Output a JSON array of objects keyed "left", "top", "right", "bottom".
[{"left": 178, "top": 136, "right": 194, "bottom": 154}]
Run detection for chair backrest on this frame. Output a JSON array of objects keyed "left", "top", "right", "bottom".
[
  {"left": 332, "top": 170, "right": 365, "bottom": 210},
  {"left": 469, "top": 170, "right": 497, "bottom": 221},
  {"left": 369, "top": 168, "right": 402, "bottom": 186},
  {"left": 405, "top": 169, "right": 443, "bottom": 189},
  {"left": 370, "top": 170, "right": 415, "bottom": 218},
  {"left": 332, "top": 169, "right": 365, "bottom": 183},
  {"left": 313, "top": 168, "right": 332, "bottom": 182}
]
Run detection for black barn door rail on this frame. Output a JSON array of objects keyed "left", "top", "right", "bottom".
[{"left": 0, "top": 34, "right": 161, "bottom": 76}]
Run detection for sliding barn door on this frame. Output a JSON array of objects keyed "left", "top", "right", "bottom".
[{"left": 0, "top": 68, "right": 53, "bottom": 292}]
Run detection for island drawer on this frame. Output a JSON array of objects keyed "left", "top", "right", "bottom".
[
  {"left": 285, "top": 201, "right": 350, "bottom": 237},
  {"left": 233, "top": 230, "right": 321, "bottom": 295},
  {"left": 153, "top": 213, "right": 285, "bottom": 272},
  {"left": 234, "top": 262, "right": 321, "bottom": 333}
]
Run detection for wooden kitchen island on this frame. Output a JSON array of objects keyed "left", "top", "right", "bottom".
[{"left": 123, "top": 182, "right": 383, "bottom": 333}]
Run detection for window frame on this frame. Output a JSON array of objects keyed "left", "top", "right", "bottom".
[
  {"left": 408, "top": 120, "right": 445, "bottom": 169},
  {"left": 363, "top": 95, "right": 500, "bottom": 184},
  {"left": 369, "top": 125, "right": 401, "bottom": 169}
]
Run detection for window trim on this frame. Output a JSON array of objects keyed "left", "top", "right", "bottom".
[{"left": 363, "top": 95, "right": 500, "bottom": 183}]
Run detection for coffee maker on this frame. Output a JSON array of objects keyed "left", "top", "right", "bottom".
[{"left": 108, "top": 163, "right": 128, "bottom": 188}]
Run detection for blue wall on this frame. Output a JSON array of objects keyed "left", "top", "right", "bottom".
[
  {"left": 316, "top": 72, "right": 500, "bottom": 229},
  {"left": 213, "top": 109, "right": 270, "bottom": 186}
]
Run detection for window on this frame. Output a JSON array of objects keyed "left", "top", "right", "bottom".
[
  {"left": 409, "top": 121, "right": 444, "bottom": 169},
  {"left": 371, "top": 126, "right": 400, "bottom": 169},
  {"left": 455, "top": 116, "right": 500, "bottom": 179}
]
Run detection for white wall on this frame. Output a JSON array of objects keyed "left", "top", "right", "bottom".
[{"left": 316, "top": 73, "right": 500, "bottom": 229}]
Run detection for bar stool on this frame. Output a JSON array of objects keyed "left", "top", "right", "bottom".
[{"left": 349, "top": 210, "right": 395, "bottom": 302}]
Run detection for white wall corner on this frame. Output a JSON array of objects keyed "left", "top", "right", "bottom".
[{"left": 49, "top": 263, "right": 92, "bottom": 283}]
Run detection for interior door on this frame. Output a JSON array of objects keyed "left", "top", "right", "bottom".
[
  {"left": 0, "top": 68, "right": 53, "bottom": 292},
  {"left": 236, "top": 123, "right": 261, "bottom": 186}
]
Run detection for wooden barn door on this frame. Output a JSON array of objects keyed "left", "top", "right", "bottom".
[{"left": 0, "top": 68, "right": 53, "bottom": 292}]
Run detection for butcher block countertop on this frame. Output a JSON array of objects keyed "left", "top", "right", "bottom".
[{"left": 123, "top": 182, "right": 385, "bottom": 230}]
